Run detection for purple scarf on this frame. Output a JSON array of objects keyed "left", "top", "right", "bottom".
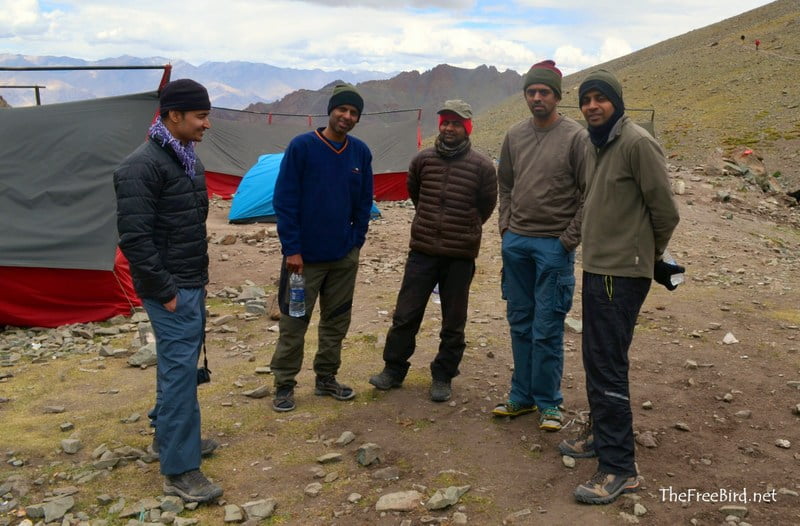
[{"left": 148, "top": 117, "right": 198, "bottom": 179}]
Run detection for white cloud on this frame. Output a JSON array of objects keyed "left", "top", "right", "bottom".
[
  {"left": 0, "top": 0, "right": 775, "bottom": 74},
  {"left": 0, "top": 0, "right": 50, "bottom": 36},
  {"left": 295, "top": 0, "right": 473, "bottom": 7}
]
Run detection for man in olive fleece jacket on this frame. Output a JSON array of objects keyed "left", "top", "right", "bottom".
[
  {"left": 561, "top": 69, "right": 682, "bottom": 505},
  {"left": 495, "top": 60, "right": 589, "bottom": 431},
  {"left": 369, "top": 99, "right": 497, "bottom": 403}
]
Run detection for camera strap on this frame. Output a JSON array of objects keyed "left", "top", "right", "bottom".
[{"left": 201, "top": 337, "right": 209, "bottom": 371}]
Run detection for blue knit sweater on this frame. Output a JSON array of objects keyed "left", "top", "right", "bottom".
[{"left": 274, "top": 128, "right": 374, "bottom": 263}]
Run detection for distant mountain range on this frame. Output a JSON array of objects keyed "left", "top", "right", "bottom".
[
  {"left": 1, "top": 55, "right": 524, "bottom": 138},
  {"left": 0, "top": 54, "right": 394, "bottom": 109},
  {"left": 245, "top": 64, "right": 523, "bottom": 136}
]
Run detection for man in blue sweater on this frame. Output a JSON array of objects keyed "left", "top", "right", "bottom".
[{"left": 270, "top": 83, "right": 374, "bottom": 412}]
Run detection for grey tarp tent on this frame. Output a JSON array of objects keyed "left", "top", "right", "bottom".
[
  {"left": 197, "top": 109, "right": 420, "bottom": 201},
  {"left": 0, "top": 91, "right": 159, "bottom": 327}
]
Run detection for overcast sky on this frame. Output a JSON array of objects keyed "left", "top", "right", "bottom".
[{"left": 1, "top": 0, "right": 774, "bottom": 74}]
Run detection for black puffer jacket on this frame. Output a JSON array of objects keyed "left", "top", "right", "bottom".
[
  {"left": 407, "top": 145, "right": 497, "bottom": 259},
  {"left": 114, "top": 140, "right": 209, "bottom": 303}
]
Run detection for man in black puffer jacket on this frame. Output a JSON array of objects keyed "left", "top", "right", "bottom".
[
  {"left": 114, "top": 79, "right": 222, "bottom": 503},
  {"left": 369, "top": 99, "right": 497, "bottom": 402}
]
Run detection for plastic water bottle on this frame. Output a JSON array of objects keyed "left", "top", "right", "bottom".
[
  {"left": 288, "top": 272, "right": 306, "bottom": 317},
  {"left": 662, "top": 249, "right": 684, "bottom": 287},
  {"left": 432, "top": 283, "right": 441, "bottom": 304}
]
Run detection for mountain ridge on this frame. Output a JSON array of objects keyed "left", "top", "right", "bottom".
[
  {"left": 245, "top": 63, "right": 522, "bottom": 136},
  {"left": 0, "top": 54, "right": 394, "bottom": 109}
]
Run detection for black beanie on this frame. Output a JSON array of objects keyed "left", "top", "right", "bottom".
[
  {"left": 160, "top": 79, "right": 211, "bottom": 112},
  {"left": 327, "top": 83, "right": 364, "bottom": 118}
]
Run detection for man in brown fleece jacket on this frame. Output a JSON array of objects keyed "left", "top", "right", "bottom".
[
  {"left": 369, "top": 99, "right": 497, "bottom": 402},
  {"left": 495, "top": 60, "right": 589, "bottom": 431}
]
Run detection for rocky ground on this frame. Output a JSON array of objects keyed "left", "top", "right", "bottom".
[{"left": 1, "top": 161, "right": 799, "bottom": 526}]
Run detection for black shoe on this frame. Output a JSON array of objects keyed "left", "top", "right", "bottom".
[
  {"left": 149, "top": 436, "right": 219, "bottom": 459},
  {"left": 315, "top": 374, "right": 356, "bottom": 401},
  {"left": 574, "top": 471, "right": 641, "bottom": 505},
  {"left": 368, "top": 370, "right": 403, "bottom": 390},
  {"left": 163, "top": 469, "right": 223, "bottom": 503},
  {"left": 272, "top": 386, "right": 296, "bottom": 412},
  {"left": 429, "top": 379, "right": 451, "bottom": 402}
]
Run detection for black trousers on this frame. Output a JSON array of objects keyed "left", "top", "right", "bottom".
[
  {"left": 582, "top": 271, "right": 650, "bottom": 477},
  {"left": 383, "top": 250, "right": 475, "bottom": 382}
]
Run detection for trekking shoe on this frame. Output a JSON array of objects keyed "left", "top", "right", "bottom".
[
  {"left": 429, "top": 379, "right": 452, "bottom": 402},
  {"left": 492, "top": 400, "right": 537, "bottom": 417},
  {"left": 315, "top": 374, "right": 356, "bottom": 401},
  {"left": 149, "top": 436, "right": 219, "bottom": 459},
  {"left": 558, "top": 421, "right": 596, "bottom": 458},
  {"left": 368, "top": 370, "right": 403, "bottom": 390},
  {"left": 272, "top": 386, "right": 296, "bottom": 412},
  {"left": 163, "top": 469, "right": 223, "bottom": 503},
  {"left": 574, "top": 471, "right": 641, "bottom": 505},
  {"left": 538, "top": 406, "right": 563, "bottom": 432}
]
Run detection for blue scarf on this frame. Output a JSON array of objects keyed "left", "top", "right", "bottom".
[{"left": 148, "top": 117, "right": 198, "bottom": 179}]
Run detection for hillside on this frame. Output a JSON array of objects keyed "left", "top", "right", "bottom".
[
  {"left": 472, "top": 0, "right": 800, "bottom": 189},
  {"left": 0, "top": 95, "right": 9, "bottom": 108},
  {"left": 246, "top": 64, "right": 522, "bottom": 136}
]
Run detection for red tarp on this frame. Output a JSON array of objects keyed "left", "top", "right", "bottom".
[
  {"left": 205, "top": 171, "right": 241, "bottom": 200},
  {"left": 373, "top": 172, "right": 409, "bottom": 201},
  {"left": 0, "top": 249, "right": 140, "bottom": 328},
  {"left": 206, "top": 170, "right": 409, "bottom": 202}
]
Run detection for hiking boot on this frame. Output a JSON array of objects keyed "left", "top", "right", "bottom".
[
  {"left": 538, "top": 406, "right": 563, "bottom": 432},
  {"left": 574, "top": 471, "right": 641, "bottom": 504},
  {"left": 163, "top": 469, "right": 223, "bottom": 503},
  {"left": 492, "top": 400, "right": 537, "bottom": 417},
  {"left": 558, "top": 421, "right": 596, "bottom": 458},
  {"left": 149, "top": 435, "right": 219, "bottom": 460},
  {"left": 272, "top": 386, "right": 295, "bottom": 412},
  {"left": 368, "top": 370, "right": 403, "bottom": 390},
  {"left": 429, "top": 379, "right": 452, "bottom": 402},
  {"left": 315, "top": 374, "right": 356, "bottom": 401}
]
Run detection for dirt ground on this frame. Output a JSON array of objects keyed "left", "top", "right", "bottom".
[
  {"left": 2, "top": 164, "right": 799, "bottom": 526},
  {"left": 196, "top": 163, "right": 800, "bottom": 525}
]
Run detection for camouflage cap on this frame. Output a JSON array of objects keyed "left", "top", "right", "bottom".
[{"left": 437, "top": 99, "right": 473, "bottom": 119}]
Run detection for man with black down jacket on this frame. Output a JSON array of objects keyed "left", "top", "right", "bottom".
[
  {"left": 369, "top": 99, "right": 497, "bottom": 402},
  {"left": 114, "top": 79, "right": 222, "bottom": 503}
]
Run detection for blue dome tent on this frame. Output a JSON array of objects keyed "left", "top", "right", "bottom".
[{"left": 229, "top": 153, "right": 380, "bottom": 224}]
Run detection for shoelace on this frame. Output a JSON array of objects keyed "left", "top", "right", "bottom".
[
  {"left": 577, "top": 421, "right": 593, "bottom": 441},
  {"left": 542, "top": 407, "right": 560, "bottom": 419},
  {"left": 589, "top": 471, "right": 610, "bottom": 485}
]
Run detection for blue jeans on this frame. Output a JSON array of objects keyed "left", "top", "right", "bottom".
[
  {"left": 143, "top": 287, "right": 204, "bottom": 476},
  {"left": 502, "top": 232, "right": 575, "bottom": 409}
]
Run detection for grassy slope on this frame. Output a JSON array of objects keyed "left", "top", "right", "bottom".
[{"left": 471, "top": 0, "right": 800, "bottom": 187}]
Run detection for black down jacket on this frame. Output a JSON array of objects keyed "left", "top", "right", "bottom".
[{"left": 114, "top": 140, "right": 209, "bottom": 303}]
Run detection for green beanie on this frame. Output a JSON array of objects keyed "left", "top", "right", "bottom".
[
  {"left": 327, "top": 83, "right": 364, "bottom": 117},
  {"left": 522, "top": 60, "right": 562, "bottom": 98},
  {"left": 578, "top": 69, "right": 623, "bottom": 103}
]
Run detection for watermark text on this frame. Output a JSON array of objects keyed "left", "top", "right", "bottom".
[{"left": 659, "top": 487, "right": 777, "bottom": 504}]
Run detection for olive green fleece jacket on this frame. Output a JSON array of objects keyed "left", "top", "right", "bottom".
[
  {"left": 497, "top": 115, "right": 588, "bottom": 251},
  {"left": 581, "top": 116, "right": 680, "bottom": 279}
]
